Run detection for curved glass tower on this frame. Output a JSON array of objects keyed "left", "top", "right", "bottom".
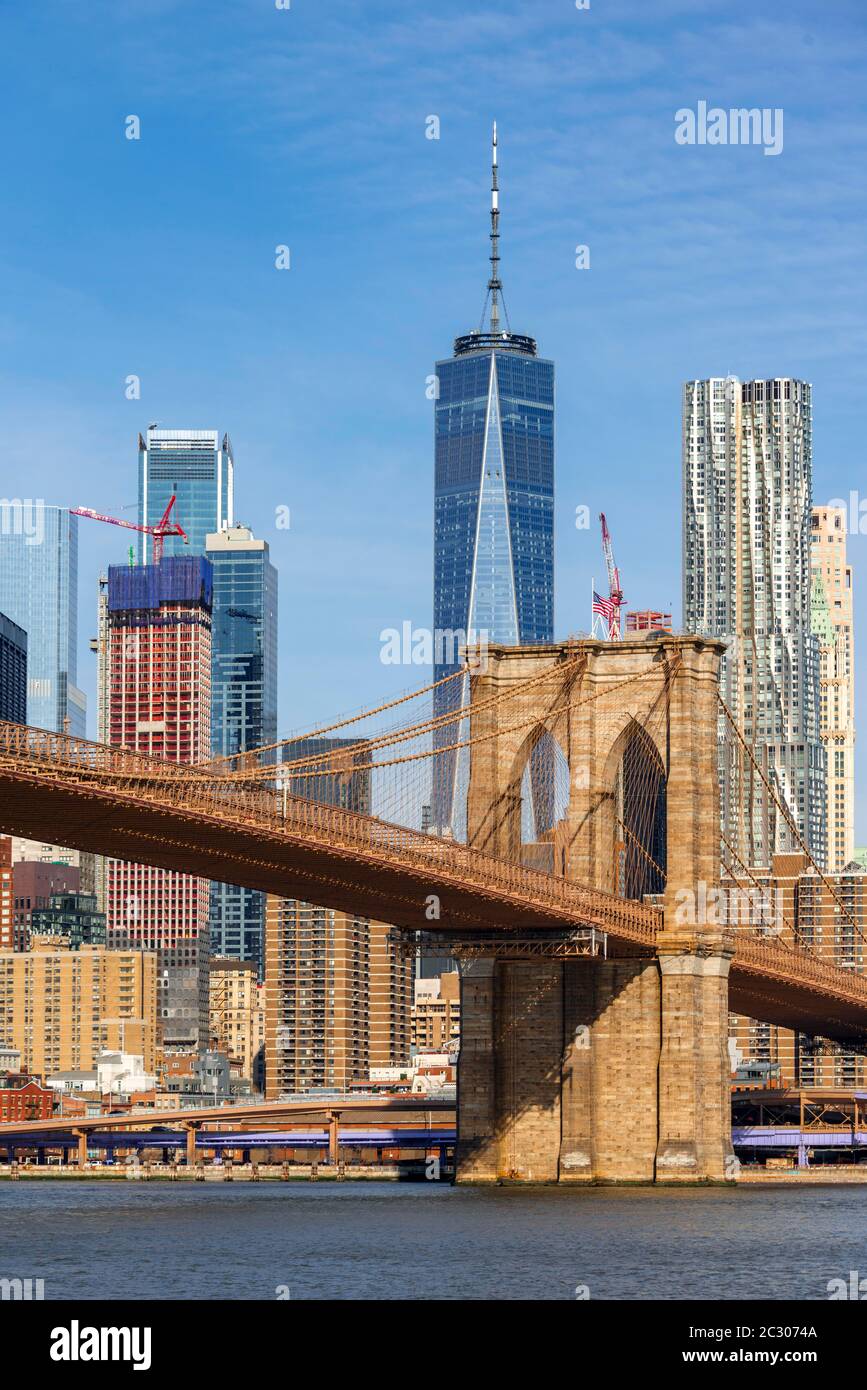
[{"left": 432, "top": 126, "right": 555, "bottom": 833}]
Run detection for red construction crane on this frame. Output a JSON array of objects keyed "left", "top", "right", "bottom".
[
  {"left": 599, "top": 512, "right": 625, "bottom": 641},
  {"left": 71, "top": 494, "right": 188, "bottom": 564}
]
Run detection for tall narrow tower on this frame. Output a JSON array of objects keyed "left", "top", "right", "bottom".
[
  {"left": 811, "top": 505, "right": 855, "bottom": 870},
  {"left": 105, "top": 556, "right": 213, "bottom": 1051},
  {"left": 139, "top": 428, "right": 233, "bottom": 561},
  {"left": 432, "top": 125, "right": 555, "bottom": 834},
  {"left": 0, "top": 506, "right": 86, "bottom": 736},
  {"left": 206, "top": 525, "right": 278, "bottom": 977},
  {"left": 683, "top": 376, "right": 826, "bottom": 866}
]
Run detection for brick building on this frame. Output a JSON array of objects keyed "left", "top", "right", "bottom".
[
  {"left": 0, "top": 1076, "right": 54, "bottom": 1122},
  {"left": 12, "top": 856, "right": 80, "bottom": 952},
  {"left": 264, "top": 901, "right": 412, "bottom": 1098},
  {"left": 209, "top": 958, "right": 265, "bottom": 1088},
  {"left": 0, "top": 837, "right": 12, "bottom": 952},
  {"left": 0, "top": 937, "right": 158, "bottom": 1077},
  {"left": 412, "top": 972, "right": 460, "bottom": 1054},
  {"left": 728, "top": 852, "right": 867, "bottom": 1087},
  {"left": 105, "top": 557, "right": 212, "bottom": 1050}
]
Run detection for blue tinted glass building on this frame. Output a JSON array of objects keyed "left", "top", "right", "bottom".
[
  {"left": 0, "top": 505, "right": 86, "bottom": 735},
  {"left": 0, "top": 611, "right": 27, "bottom": 724},
  {"left": 432, "top": 127, "right": 554, "bottom": 831},
  {"left": 434, "top": 345, "right": 554, "bottom": 654},
  {"left": 139, "top": 428, "right": 234, "bottom": 560},
  {"left": 206, "top": 526, "right": 278, "bottom": 976}
]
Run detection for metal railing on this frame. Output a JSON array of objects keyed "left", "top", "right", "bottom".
[
  {"left": 4, "top": 717, "right": 867, "bottom": 1011},
  {"left": 0, "top": 719, "right": 660, "bottom": 944}
]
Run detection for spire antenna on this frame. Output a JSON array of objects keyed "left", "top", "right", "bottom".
[
  {"left": 488, "top": 120, "right": 501, "bottom": 333},
  {"left": 460, "top": 123, "right": 534, "bottom": 354}
]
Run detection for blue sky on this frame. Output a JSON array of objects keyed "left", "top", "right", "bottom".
[{"left": 1, "top": 0, "right": 866, "bottom": 829}]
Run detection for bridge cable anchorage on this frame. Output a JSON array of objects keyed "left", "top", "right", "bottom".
[{"left": 718, "top": 692, "right": 867, "bottom": 952}]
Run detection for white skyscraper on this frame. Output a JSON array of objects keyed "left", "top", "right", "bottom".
[
  {"left": 810, "top": 505, "right": 855, "bottom": 871},
  {"left": 683, "top": 376, "right": 826, "bottom": 867}
]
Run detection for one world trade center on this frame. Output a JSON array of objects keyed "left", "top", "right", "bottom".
[{"left": 432, "top": 124, "right": 555, "bottom": 835}]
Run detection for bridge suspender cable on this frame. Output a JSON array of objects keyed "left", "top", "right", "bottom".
[
  {"left": 266, "top": 656, "right": 586, "bottom": 778},
  {"left": 202, "top": 665, "right": 471, "bottom": 767},
  {"left": 718, "top": 693, "right": 867, "bottom": 951},
  {"left": 719, "top": 825, "right": 801, "bottom": 949},
  {"left": 274, "top": 662, "right": 676, "bottom": 779},
  {"left": 213, "top": 655, "right": 588, "bottom": 781}
]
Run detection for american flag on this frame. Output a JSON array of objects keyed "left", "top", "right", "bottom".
[{"left": 592, "top": 591, "right": 616, "bottom": 623}]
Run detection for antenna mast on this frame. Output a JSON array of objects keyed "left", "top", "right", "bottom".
[{"left": 489, "top": 121, "right": 501, "bottom": 333}]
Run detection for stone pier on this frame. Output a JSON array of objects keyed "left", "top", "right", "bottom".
[
  {"left": 456, "top": 939, "right": 734, "bottom": 1184},
  {"left": 455, "top": 635, "right": 736, "bottom": 1184}
]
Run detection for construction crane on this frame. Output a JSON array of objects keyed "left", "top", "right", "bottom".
[
  {"left": 599, "top": 512, "right": 625, "bottom": 641},
  {"left": 71, "top": 495, "right": 188, "bottom": 564}
]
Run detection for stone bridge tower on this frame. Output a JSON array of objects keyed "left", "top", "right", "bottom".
[{"left": 456, "top": 634, "right": 736, "bottom": 1184}]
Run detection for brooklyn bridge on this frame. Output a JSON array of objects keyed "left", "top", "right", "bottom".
[{"left": 1, "top": 633, "right": 866, "bottom": 1183}]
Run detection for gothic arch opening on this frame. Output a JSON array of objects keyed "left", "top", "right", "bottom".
[
  {"left": 615, "top": 720, "right": 667, "bottom": 900},
  {"left": 517, "top": 727, "right": 570, "bottom": 874}
]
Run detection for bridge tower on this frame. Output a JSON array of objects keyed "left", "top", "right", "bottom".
[{"left": 457, "top": 634, "right": 736, "bottom": 1184}]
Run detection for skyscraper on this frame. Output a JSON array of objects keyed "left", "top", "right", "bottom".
[
  {"left": 0, "top": 838, "right": 12, "bottom": 951},
  {"left": 0, "top": 938, "right": 157, "bottom": 1077},
  {"left": 138, "top": 428, "right": 234, "bottom": 560},
  {"left": 264, "top": 739, "right": 413, "bottom": 1097},
  {"left": 0, "top": 505, "right": 86, "bottom": 735},
  {"left": 0, "top": 613, "right": 27, "bottom": 725},
  {"left": 206, "top": 526, "right": 278, "bottom": 975},
  {"left": 810, "top": 505, "right": 855, "bottom": 871},
  {"left": 432, "top": 125, "right": 554, "bottom": 832},
  {"left": 683, "top": 376, "right": 826, "bottom": 865},
  {"left": 105, "top": 556, "right": 213, "bottom": 1050}
]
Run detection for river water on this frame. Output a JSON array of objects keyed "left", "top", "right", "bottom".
[{"left": 2, "top": 1181, "right": 865, "bottom": 1300}]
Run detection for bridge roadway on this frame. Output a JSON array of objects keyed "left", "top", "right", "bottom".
[
  {"left": 2, "top": 721, "right": 867, "bottom": 1042},
  {"left": 0, "top": 1098, "right": 456, "bottom": 1160},
  {"left": 0, "top": 1130, "right": 457, "bottom": 1155}
]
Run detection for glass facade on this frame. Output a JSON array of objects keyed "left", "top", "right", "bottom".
[
  {"left": 432, "top": 342, "right": 555, "bottom": 830},
  {"left": 434, "top": 348, "right": 554, "bottom": 653},
  {"left": 0, "top": 506, "right": 86, "bottom": 735},
  {"left": 138, "top": 428, "right": 233, "bottom": 560},
  {"left": 283, "top": 737, "right": 372, "bottom": 814},
  {"left": 206, "top": 528, "right": 278, "bottom": 976},
  {"left": 0, "top": 612, "right": 27, "bottom": 724},
  {"left": 30, "top": 892, "right": 107, "bottom": 949}
]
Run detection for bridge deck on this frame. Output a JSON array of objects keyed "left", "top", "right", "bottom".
[{"left": 2, "top": 722, "right": 867, "bottom": 1043}]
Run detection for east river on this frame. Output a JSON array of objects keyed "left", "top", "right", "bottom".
[{"left": 2, "top": 1180, "right": 867, "bottom": 1300}]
